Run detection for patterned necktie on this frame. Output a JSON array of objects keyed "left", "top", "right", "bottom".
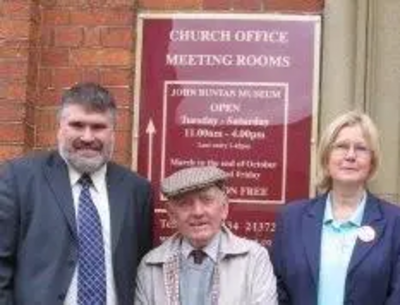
[{"left": 77, "top": 174, "right": 106, "bottom": 305}]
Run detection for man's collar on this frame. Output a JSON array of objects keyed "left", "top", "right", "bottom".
[
  {"left": 180, "top": 232, "right": 221, "bottom": 263},
  {"left": 67, "top": 163, "right": 107, "bottom": 191}
]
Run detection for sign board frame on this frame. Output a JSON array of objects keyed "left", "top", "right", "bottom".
[{"left": 133, "top": 12, "right": 321, "bottom": 245}]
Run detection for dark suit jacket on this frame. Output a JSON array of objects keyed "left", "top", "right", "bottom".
[
  {"left": 272, "top": 192, "right": 400, "bottom": 305},
  {"left": 0, "top": 151, "right": 153, "bottom": 305}
]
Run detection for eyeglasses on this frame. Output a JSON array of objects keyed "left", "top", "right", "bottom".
[{"left": 331, "top": 142, "right": 371, "bottom": 158}]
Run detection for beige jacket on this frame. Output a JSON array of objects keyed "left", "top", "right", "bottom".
[{"left": 134, "top": 226, "right": 278, "bottom": 305}]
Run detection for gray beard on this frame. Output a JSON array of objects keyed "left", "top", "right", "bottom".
[{"left": 59, "top": 145, "right": 111, "bottom": 174}]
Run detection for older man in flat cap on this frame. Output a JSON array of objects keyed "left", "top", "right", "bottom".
[{"left": 134, "top": 166, "right": 277, "bottom": 305}]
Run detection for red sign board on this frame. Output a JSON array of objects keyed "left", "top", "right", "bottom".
[{"left": 134, "top": 13, "right": 321, "bottom": 246}]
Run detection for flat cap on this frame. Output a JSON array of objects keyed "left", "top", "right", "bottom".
[{"left": 161, "top": 166, "right": 228, "bottom": 199}]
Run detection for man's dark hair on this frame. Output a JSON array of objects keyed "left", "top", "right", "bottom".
[{"left": 58, "top": 82, "right": 117, "bottom": 124}]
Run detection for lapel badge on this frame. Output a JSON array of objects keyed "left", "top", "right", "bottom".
[{"left": 357, "top": 225, "right": 376, "bottom": 243}]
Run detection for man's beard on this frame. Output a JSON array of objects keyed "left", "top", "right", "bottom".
[{"left": 59, "top": 139, "right": 114, "bottom": 174}]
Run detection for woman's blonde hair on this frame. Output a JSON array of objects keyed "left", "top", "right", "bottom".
[{"left": 317, "top": 110, "right": 381, "bottom": 192}]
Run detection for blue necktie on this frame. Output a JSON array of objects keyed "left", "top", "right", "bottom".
[{"left": 77, "top": 174, "right": 106, "bottom": 305}]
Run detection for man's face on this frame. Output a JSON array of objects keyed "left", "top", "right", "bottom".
[
  {"left": 57, "top": 104, "right": 115, "bottom": 173},
  {"left": 167, "top": 186, "right": 229, "bottom": 248}
]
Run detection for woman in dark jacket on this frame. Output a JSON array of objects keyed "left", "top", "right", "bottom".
[{"left": 272, "top": 110, "right": 400, "bottom": 305}]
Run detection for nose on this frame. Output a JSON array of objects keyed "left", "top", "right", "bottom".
[
  {"left": 191, "top": 199, "right": 205, "bottom": 216},
  {"left": 344, "top": 146, "right": 357, "bottom": 159},
  {"left": 80, "top": 127, "right": 95, "bottom": 142}
]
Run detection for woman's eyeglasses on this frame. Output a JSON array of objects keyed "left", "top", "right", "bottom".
[{"left": 331, "top": 142, "right": 371, "bottom": 158}]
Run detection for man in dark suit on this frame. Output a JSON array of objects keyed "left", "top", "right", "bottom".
[{"left": 0, "top": 82, "right": 153, "bottom": 305}]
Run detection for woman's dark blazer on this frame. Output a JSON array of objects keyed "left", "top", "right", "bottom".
[{"left": 271, "top": 192, "right": 400, "bottom": 305}]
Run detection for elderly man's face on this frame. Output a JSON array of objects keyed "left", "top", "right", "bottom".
[
  {"left": 57, "top": 104, "right": 115, "bottom": 174},
  {"left": 167, "top": 186, "right": 228, "bottom": 249}
]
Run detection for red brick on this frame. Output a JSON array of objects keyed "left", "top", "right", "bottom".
[
  {"left": 26, "top": 61, "right": 39, "bottom": 88},
  {"left": 101, "top": 27, "right": 133, "bottom": 48},
  {"left": 100, "top": 69, "right": 131, "bottom": 86},
  {"left": 104, "top": 0, "right": 134, "bottom": 8},
  {"left": 0, "top": 62, "right": 28, "bottom": 80},
  {"left": 86, "top": 0, "right": 108, "bottom": 6},
  {"left": 203, "top": 0, "right": 230, "bottom": 9},
  {"left": 38, "top": 68, "right": 54, "bottom": 91},
  {"left": 70, "top": 49, "right": 131, "bottom": 66},
  {"left": 108, "top": 87, "right": 131, "bottom": 106},
  {"left": 82, "top": 69, "right": 101, "bottom": 83},
  {"left": 0, "top": 20, "right": 30, "bottom": 40},
  {"left": 25, "top": 90, "right": 39, "bottom": 109},
  {"left": 114, "top": 130, "right": 131, "bottom": 151},
  {"left": 0, "top": 82, "right": 27, "bottom": 100},
  {"left": 169, "top": 0, "right": 202, "bottom": 9},
  {"left": 41, "top": 48, "right": 70, "bottom": 67},
  {"left": 115, "top": 108, "right": 132, "bottom": 130},
  {"left": 27, "top": 87, "right": 40, "bottom": 104},
  {"left": 0, "top": 46, "right": 29, "bottom": 59},
  {"left": 84, "top": 27, "right": 101, "bottom": 47},
  {"left": 138, "top": 0, "right": 201, "bottom": 9},
  {"left": 28, "top": 21, "right": 40, "bottom": 43},
  {"left": 30, "top": 4, "right": 41, "bottom": 24},
  {"left": 0, "top": 40, "right": 30, "bottom": 49},
  {"left": 0, "top": 145, "right": 25, "bottom": 161},
  {"left": 35, "top": 107, "right": 58, "bottom": 130},
  {"left": 54, "top": 27, "right": 83, "bottom": 47},
  {"left": 1, "top": 2, "right": 30, "bottom": 19},
  {"left": 24, "top": 103, "right": 35, "bottom": 126},
  {"left": 234, "top": 0, "right": 262, "bottom": 10},
  {"left": 267, "top": 0, "right": 323, "bottom": 12},
  {"left": 37, "top": 89, "right": 62, "bottom": 106},
  {"left": 53, "top": 68, "right": 82, "bottom": 89},
  {"left": 42, "top": 9, "right": 70, "bottom": 25},
  {"left": 35, "top": 130, "right": 56, "bottom": 147},
  {"left": 2, "top": 0, "right": 34, "bottom": 3},
  {"left": 40, "top": 27, "right": 55, "bottom": 46},
  {"left": 0, "top": 123, "right": 25, "bottom": 143},
  {"left": 0, "top": 104, "right": 26, "bottom": 122},
  {"left": 28, "top": 46, "right": 41, "bottom": 61},
  {"left": 39, "top": 0, "right": 59, "bottom": 9},
  {"left": 24, "top": 124, "right": 35, "bottom": 148},
  {"left": 70, "top": 10, "right": 134, "bottom": 26},
  {"left": 49, "top": 0, "right": 80, "bottom": 7},
  {"left": 112, "top": 151, "right": 130, "bottom": 167},
  {"left": 51, "top": 0, "right": 133, "bottom": 7}
]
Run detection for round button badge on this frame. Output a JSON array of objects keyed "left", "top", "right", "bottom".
[{"left": 357, "top": 225, "right": 376, "bottom": 243}]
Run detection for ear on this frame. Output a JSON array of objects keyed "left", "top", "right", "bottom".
[
  {"left": 56, "top": 127, "right": 63, "bottom": 143},
  {"left": 166, "top": 202, "right": 176, "bottom": 222},
  {"left": 221, "top": 200, "right": 229, "bottom": 221}
]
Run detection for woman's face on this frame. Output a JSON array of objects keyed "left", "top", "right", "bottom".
[{"left": 327, "top": 125, "right": 372, "bottom": 188}]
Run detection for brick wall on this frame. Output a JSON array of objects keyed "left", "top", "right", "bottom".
[
  {"left": 0, "top": 1, "right": 35, "bottom": 159},
  {"left": 0, "top": 0, "right": 323, "bottom": 166}
]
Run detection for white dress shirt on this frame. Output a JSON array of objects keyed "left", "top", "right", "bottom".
[{"left": 64, "top": 165, "right": 117, "bottom": 305}]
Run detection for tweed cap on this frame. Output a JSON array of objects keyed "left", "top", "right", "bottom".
[{"left": 161, "top": 166, "right": 228, "bottom": 199}]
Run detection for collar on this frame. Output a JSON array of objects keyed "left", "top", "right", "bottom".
[
  {"left": 323, "top": 191, "right": 367, "bottom": 227},
  {"left": 67, "top": 164, "right": 107, "bottom": 192},
  {"left": 180, "top": 232, "right": 221, "bottom": 263},
  {"left": 144, "top": 225, "right": 252, "bottom": 265}
]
